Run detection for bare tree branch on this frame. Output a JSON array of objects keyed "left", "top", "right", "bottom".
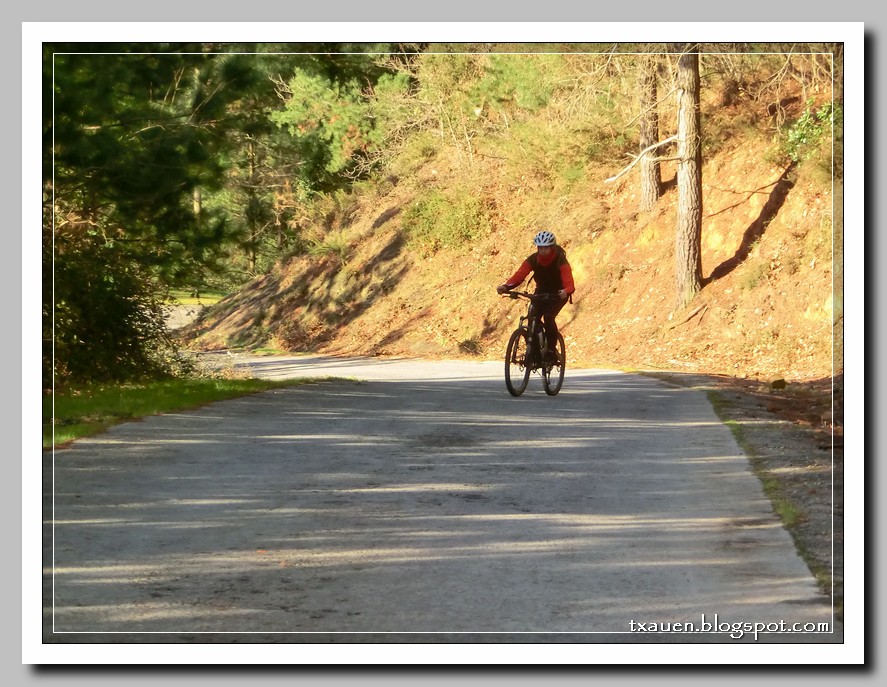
[
  {"left": 624, "top": 86, "right": 679, "bottom": 128},
  {"left": 604, "top": 134, "right": 678, "bottom": 184}
]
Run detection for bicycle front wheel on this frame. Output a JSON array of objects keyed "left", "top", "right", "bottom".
[
  {"left": 504, "top": 328, "right": 532, "bottom": 396},
  {"left": 541, "top": 332, "right": 566, "bottom": 396}
]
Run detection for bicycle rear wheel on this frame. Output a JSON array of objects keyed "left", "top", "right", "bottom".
[
  {"left": 504, "top": 328, "right": 532, "bottom": 396},
  {"left": 541, "top": 332, "right": 566, "bottom": 396}
]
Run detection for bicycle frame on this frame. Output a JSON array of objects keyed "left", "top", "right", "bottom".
[
  {"left": 507, "top": 291, "right": 558, "bottom": 368},
  {"left": 501, "top": 290, "right": 566, "bottom": 396}
]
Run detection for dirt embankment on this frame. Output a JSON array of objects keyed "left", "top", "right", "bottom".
[
  {"left": 181, "top": 132, "right": 837, "bottom": 387},
  {"left": 179, "top": 129, "right": 841, "bottom": 449}
]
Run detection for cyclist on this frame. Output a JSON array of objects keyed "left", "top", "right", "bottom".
[{"left": 496, "top": 230, "right": 575, "bottom": 359}]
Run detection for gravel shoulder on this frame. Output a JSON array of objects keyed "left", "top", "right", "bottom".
[{"left": 640, "top": 371, "right": 843, "bottom": 621}]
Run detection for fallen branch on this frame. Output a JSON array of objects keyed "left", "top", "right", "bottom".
[{"left": 666, "top": 303, "right": 708, "bottom": 330}]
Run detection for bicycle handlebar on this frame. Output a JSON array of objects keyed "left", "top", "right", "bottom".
[{"left": 502, "top": 290, "right": 561, "bottom": 302}]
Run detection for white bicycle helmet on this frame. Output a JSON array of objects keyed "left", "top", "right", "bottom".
[{"left": 533, "top": 230, "right": 556, "bottom": 247}]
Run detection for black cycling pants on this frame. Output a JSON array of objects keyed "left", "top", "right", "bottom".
[{"left": 528, "top": 295, "right": 567, "bottom": 345}]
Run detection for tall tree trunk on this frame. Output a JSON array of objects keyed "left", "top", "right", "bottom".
[
  {"left": 247, "top": 140, "right": 257, "bottom": 273},
  {"left": 639, "top": 56, "right": 662, "bottom": 212},
  {"left": 675, "top": 45, "right": 703, "bottom": 309},
  {"left": 192, "top": 187, "right": 202, "bottom": 219}
]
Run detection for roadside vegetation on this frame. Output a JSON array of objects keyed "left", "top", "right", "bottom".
[
  {"left": 43, "top": 376, "right": 328, "bottom": 449},
  {"left": 167, "top": 289, "right": 227, "bottom": 307}
]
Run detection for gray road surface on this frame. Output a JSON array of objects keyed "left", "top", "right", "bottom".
[{"left": 45, "top": 355, "right": 839, "bottom": 643}]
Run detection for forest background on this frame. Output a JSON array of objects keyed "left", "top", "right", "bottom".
[{"left": 43, "top": 42, "right": 844, "bottom": 394}]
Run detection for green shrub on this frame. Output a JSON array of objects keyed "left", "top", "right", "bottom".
[
  {"left": 403, "top": 187, "right": 491, "bottom": 255},
  {"left": 475, "top": 54, "right": 563, "bottom": 112},
  {"left": 738, "top": 260, "right": 769, "bottom": 291},
  {"left": 46, "top": 231, "right": 189, "bottom": 389},
  {"left": 783, "top": 100, "right": 840, "bottom": 164},
  {"left": 389, "top": 130, "right": 440, "bottom": 177},
  {"left": 306, "top": 232, "right": 352, "bottom": 263}
]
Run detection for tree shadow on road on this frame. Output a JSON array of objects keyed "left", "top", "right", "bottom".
[{"left": 43, "top": 370, "right": 839, "bottom": 645}]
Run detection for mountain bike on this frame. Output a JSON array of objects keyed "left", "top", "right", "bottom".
[{"left": 501, "top": 291, "right": 566, "bottom": 397}]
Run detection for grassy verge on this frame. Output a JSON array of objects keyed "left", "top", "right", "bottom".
[
  {"left": 43, "top": 377, "right": 326, "bottom": 449},
  {"left": 708, "top": 395, "right": 806, "bottom": 525},
  {"left": 167, "top": 289, "right": 227, "bottom": 306}
]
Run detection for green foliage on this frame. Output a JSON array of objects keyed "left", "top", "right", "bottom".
[
  {"left": 783, "top": 100, "right": 840, "bottom": 163},
  {"left": 271, "top": 70, "right": 373, "bottom": 178},
  {"left": 47, "top": 49, "right": 238, "bottom": 282},
  {"left": 306, "top": 232, "right": 352, "bottom": 263},
  {"left": 493, "top": 120, "right": 592, "bottom": 190},
  {"left": 474, "top": 54, "right": 562, "bottom": 112},
  {"left": 831, "top": 101, "right": 844, "bottom": 180},
  {"left": 296, "top": 187, "right": 360, "bottom": 237},
  {"left": 44, "top": 375, "right": 322, "bottom": 448},
  {"left": 367, "top": 71, "right": 422, "bottom": 143},
  {"left": 46, "top": 231, "right": 191, "bottom": 388},
  {"left": 402, "top": 186, "right": 491, "bottom": 256},
  {"left": 45, "top": 47, "right": 247, "bottom": 386},
  {"left": 416, "top": 53, "right": 485, "bottom": 100},
  {"left": 387, "top": 130, "right": 440, "bottom": 177}
]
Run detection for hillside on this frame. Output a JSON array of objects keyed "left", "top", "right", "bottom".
[{"left": 181, "top": 95, "right": 840, "bottom": 389}]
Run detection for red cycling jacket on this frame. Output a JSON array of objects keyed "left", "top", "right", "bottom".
[{"left": 504, "top": 245, "right": 575, "bottom": 295}]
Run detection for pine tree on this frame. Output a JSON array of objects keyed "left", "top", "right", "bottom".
[
  {"left": 638, "top": 55, "right": 663, "bottom": 212},
  {"left": 45, "top": 44, "right": 240, "bottom": 384},
  {"left": 674, "top": 44, "right": 703, "bottom": 309}
]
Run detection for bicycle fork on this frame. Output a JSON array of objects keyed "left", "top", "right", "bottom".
[{"left": 523, "top": 317, "right": 547, "bottom": 368}]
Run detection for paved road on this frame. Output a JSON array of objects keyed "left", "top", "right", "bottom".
[{"left": 45, "top": 356, "right": 839, "bottom": 644}]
